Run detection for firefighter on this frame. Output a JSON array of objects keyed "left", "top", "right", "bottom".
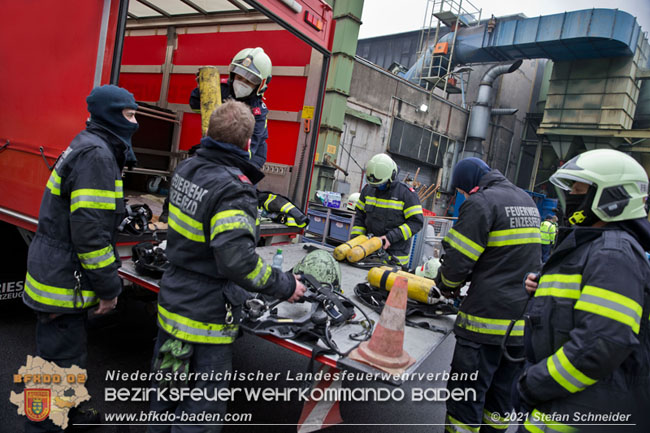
[
  {"left": 436, "top": 157, "right": 542, "bottom": 432},
  {"left": 190, "top": 47, "right": 272, "bottom": 169},
  {"left": 147, "top": 100, "right": 306, "bottom": 433},
  {"left": 22, "top": 85, "right": 139, "bottom": 432},
  {"left": 160, "top": 47, "right": 273, "bottom": 223},
  {"left": 350, "top": 153, "right": 424, "bottom": 267},
  {"left": 516, "top": 149, "right": 650, "bottom": 432},
  {"left": 539, "top": 213, "right": 557, "bottom": 262}
]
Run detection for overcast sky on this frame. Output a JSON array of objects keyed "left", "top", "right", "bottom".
[{"left": 358, "top": 0, "right": 650, "bottom": 39}]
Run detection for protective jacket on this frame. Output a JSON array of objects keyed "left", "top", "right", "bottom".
[
  {"left": 23, "top": 124, "right": 127, "bottom": 313},
  {"left": 258, "top": 191, "right": 309, "bottom": 228},
  {"left": 158, "top": 137, "right": 295, "bottom": 345},
  {"left": 351, "top": 181, "right": 423, "bottom": 265},
  {"left": 437, "top": 170, "right": 541, "bottom": 345},
  {"left": 190, "top": 85, "right": 268, "bottom": 169},
  {"left": 540, "top": 220, "right": 557, "bottom": 245},
  {"left": 518, "top": 220, "right": 650, "bottom": 432}
]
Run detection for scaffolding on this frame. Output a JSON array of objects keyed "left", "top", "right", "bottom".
[{"left": 416, "top": 0, "right": 481, "bottom": 95}]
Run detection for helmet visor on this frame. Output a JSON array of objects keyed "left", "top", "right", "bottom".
[
  {"left": 366, "top": 172, "right": 390, "bottom": 187},
  {"left": 549, "top": 172, "right": 593, "bottom": 192},
  {"left": 229, "top": 64, "right": 262, "bottom": 85}
]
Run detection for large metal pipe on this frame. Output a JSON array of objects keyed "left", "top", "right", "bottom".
[
  {"left": 402, "top": 9, "right": 640, "bottom": 81},
  {"left": 464, "top": 60, "right": 522, "bottom": 158},
  {"left": 491, "top": 108, "right": 518, "bottom": 116}
]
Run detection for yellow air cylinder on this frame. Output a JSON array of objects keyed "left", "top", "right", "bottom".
[
  {"left": 333, "top": 235, "right": 368, "bottom": 261},
  {"left": 378, "top": 266, "right": 438, "bottom": 286},
  {"left": 367, "top": 267, "right": 440, "bottom": 304},
  {"left": 346, "top": 236, "right": 383, "bottom": 263},
  {"left": 198, "top": 66, "right": 222, "bottom": 136}
]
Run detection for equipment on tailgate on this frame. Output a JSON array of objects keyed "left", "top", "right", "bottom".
[
  {"left": 118, "top": 202, "right": 153, "bottom": 236},
  {"left": 132, "top": 242, "right": 170, "bottom": 279},
  {"left": 368, "top": 266, "right": 442, "bottom": 305},
  {"left": 333, "top": 234, "right": 368, "bottom": 261},
  {"left": 354, "top": 282, "right": 456, "bottom": 333},
  {"left": 333, "top": 235, "right": 404, "bottom": 269},
  {"left": 241, "top": 271, "right": 372, "bottom": 356},
  {"left": 292, "top": 249, "right": 342, "bottom": 292},
  {"left": 346, "top": 236, "right": 383, "bottom": 263}
]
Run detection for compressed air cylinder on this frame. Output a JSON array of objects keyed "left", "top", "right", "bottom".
[
  {"left": 347, "top": 236, "right": 383, "bottom": 263},
  {"left": 198, "top": 66, "right": 222, "bottom": 136},
  {"left": 333, "top": 235, "right": 368, "bottom": 261},
  {"left": 367, "top": 267, "right": 440, "bottom": 305},
  {"left": 378, "top": 266, "right": 439, "bottom": 287}
]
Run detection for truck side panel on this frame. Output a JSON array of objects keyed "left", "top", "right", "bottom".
[{"left": 0, "top": 0, "right": 120, "bottom": 225}]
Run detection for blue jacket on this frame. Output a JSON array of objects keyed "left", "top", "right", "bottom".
[{"left": 23, "top": 124, "right": 126, "bottom": 313}]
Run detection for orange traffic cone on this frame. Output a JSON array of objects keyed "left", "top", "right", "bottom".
[{"left": 348, "top": 276, "right": 415, "bottom": 375}]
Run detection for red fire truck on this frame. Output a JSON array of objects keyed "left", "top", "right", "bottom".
[{"left": 0, "top": 0, "right": 334, "bottom": 300}]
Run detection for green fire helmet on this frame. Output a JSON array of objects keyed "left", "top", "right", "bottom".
[
  {"left": 229, "top": 47, "right": 272, "bottom": 95},
  {"left": 550, "top": 149, "right": 649, "bottom": 222},
  {"left": 346, "top": 192, "right": 360, "bottom": 211},
  {"left": 365, "top": 153, "right": 397, "bottom": 186},
  {"left": 292, "top": 249, "right": 342, "bottom": 291}
]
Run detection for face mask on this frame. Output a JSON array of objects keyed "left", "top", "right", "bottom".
[
  {"left": 376, "top": 182, "right": 389, "bottom": 191},
  {"left": 87, "top": 86, "right": 139, "bottom": 147},
  {"left": 233, "top": 80, "right": 254, "bottom": 99},
  {"left": 113, "top": 119, "right": 139, "bottom": 142},
  {"left": 564, "top": 192, "right": 599, "bottom": 226}
]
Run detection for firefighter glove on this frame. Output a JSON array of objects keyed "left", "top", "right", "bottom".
[
  {"left": 514, "top": 370, "right": 537, "bottom": 413},
  {"left": 154, "top": 338, "right": 194, "bottom": 389}
]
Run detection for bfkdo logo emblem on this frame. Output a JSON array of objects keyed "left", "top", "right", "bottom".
[{"left": 25, "top": 389, "right": 51, "bottom": 422}]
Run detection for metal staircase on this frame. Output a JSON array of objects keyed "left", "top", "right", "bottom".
[{"left": 416, "top": 0, "right": 481, "bottom": 94}]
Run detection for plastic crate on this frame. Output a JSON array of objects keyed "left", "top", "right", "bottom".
[
  {"left": 328, "top": 214, "right": 352, "bottom": 242},
  {"left": 408, "top": 216, "right": 454, "bottom": 269},
  {"left": 306, "top": 210, "right": 328, "bottom": 236},
  {"left": 429, "top": 218, "right": 453, "bottom": 237}
]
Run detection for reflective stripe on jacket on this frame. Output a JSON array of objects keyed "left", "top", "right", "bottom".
[
  {"left": 23, "top": 127, "right": 126, "bottom": 313},
  {"left": 521, "top": 225, "right": 650, "bottom": 421},
  {"left": 352, "top": 181, "right": 424, "bottom": 265},
  {"left": 438, "top": 170, "right": 542, "bottom": 345},
  {"left": 157, "top": 139, "right": 295, "bottom": 344}
]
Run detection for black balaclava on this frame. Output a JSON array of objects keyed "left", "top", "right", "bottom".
[
  {"left": 451, "top": 157, "right": 491, "bottom": 193},
  {"left": 86, "top": 85, "right": 139, "bottom": 165},
  {"left": 564, "top": 185, "right": 599, "bottom": 227}
]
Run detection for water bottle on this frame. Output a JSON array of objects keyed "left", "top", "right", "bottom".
[{"left": 272, "top": 249, "right": 283, "bottom": 270}]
